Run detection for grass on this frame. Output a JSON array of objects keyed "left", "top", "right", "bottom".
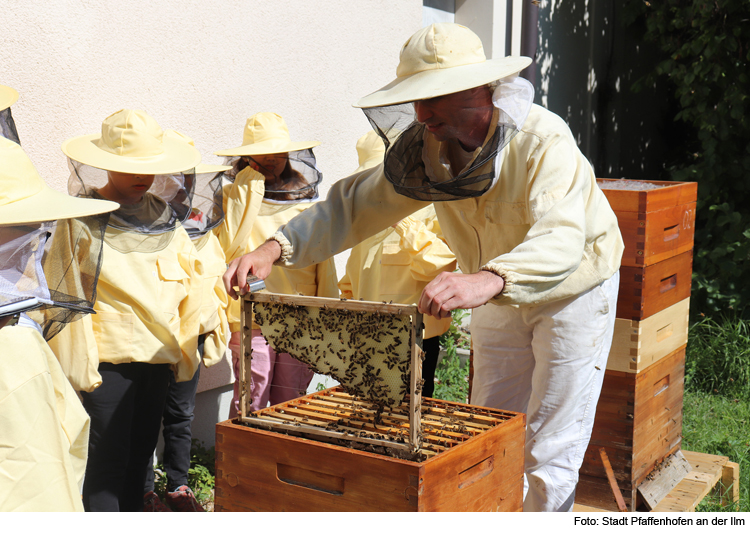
[
  {"left": 154, "top": 439, "right": 215, "bottom": 511},
  {"left": 682, "top": 391, "right": 749, "bottom": 511}
]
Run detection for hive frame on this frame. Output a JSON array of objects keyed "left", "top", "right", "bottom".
[{"left": 239, "top": 291, "right": 424, "bottom": 453}]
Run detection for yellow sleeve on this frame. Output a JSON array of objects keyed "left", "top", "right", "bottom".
[
  {"left": 393, "top": 214, "right": 457, "bottom": 283},
  {"left": 0, "top": 326, "right": 88, "bottom": 511},
  {"left": 315, "top": 257, "right": 340, "bottom": 299},
  {"left": 47, "top": 314, "right": 101, "bottom": 393},
  {"left": 172, "top": 234, "right": 204, "bottom": 382},
  {"left": 194, "top": 235, "right": 230, "bottom": 367},
  {"left": 338, "top": 269, "right": 354, "bottom": 299},
  {"left": 213, "top": 167, "right": 266, "bottom": 263}
]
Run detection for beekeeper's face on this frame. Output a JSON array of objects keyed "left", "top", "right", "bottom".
[{"left": 413, "top": 85, "right": 494, "bottom": 150}]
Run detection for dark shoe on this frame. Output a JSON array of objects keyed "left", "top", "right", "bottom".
[
  {"left": 165, "top": 485, "right": 205, "bottom": 512},
  {"left": 143, "top": 491, "right": 172, "bottom": 512}
]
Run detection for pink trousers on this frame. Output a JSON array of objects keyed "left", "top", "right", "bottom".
[{"left": 228, "top": 329, "right": 314, "bottom": 418}]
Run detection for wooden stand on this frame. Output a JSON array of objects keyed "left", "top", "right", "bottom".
[{"left": 215, "top": 388, "right": 526, "bottom": 512}]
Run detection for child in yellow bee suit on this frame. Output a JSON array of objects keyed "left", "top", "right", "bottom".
[
  {"left": 214, "top": 112, "right": 338, "bottom": 416},
  {"left": 0, "top": 135, "right": 118, "bottom": 511},
  {"left": 51, "top": 109, "right": 204, "bottom": 512},
  {"left": 338, "top": 131, "right": 457, "bottom": 397}
]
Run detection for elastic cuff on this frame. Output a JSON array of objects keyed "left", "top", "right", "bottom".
[
  {"left": 270, "top": 231, "right": 293, "bottom": 264},
  {"left": 479, "top": 264, "right": 512, "bottom": 297},
  {"left": 394, "top": 216, "right": 417, "bottom": 236}
]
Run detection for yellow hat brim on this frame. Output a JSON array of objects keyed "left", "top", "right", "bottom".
[
  {"left": 0, "top": 85, "right": 19, "bottom": 110},
  {"left": 354, "top": 56, "right": 532, "bottom": 109},
  {"left": 1, "top": 186, "right": 119, "bottom": 226},
  {"left": 195, "top": 163, "right": 232, "bottom": 174},
  {"left": 215, "top": 139, "right": 320, "bottom": 157},
  {"left": 62, "top": 133, "right": 201, "bottom": 175}
]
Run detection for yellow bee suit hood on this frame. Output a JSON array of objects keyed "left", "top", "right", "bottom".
[
  {"left": 214, "top": 167, "right": 339, "bottom": 332},
  {"left": 339, "top": 204, "right": 456, "bottom": 339},
  {"left": 0, "top": 325, "right": 89, "bottom": 511},
  {"left": 192, "top": 232, "right": 229, "bottom": 367},
  {"left": 48, "top": 226, "right": 204, "bottom": 391}
]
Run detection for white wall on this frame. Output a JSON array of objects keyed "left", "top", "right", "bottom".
[{"left": 2, "top": 0, "right": 422, "bottom": 202}]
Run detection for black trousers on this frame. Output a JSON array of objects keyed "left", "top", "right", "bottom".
[
  {"left": 144, "top": 364, "right": 201, "bottom": 492},
  {"left": 144, "top": 334, "right": 204, "bottom": 493},
  {"left": 422, "top": 335, "right": 442, "bottom": 398},
  {"left": 81, "top": 362, "right": 171, "bottom": 512}
]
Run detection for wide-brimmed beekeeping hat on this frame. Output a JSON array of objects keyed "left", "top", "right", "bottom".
[
  {"left": 61, "top": 109, "right": 201, "bottom": 174},
  {"left": 215, "top": 112, "right": 320, "bottom": 156},
  {"left": 0, "top": 84, "right": 18, "bottom": 111},
  {"left": 1, "top": 137, "right": 118, "bottom": 225},
  {"left": 355, "top": 23, "right": 531, "bottom": 109}
]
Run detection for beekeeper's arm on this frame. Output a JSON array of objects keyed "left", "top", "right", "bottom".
[{"left": 225, "top": 165, "right": 427, "bottom": 297}]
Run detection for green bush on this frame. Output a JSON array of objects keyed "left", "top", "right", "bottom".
[
  {"left": 624, "top": 1, "right": 750, "bottom": 316},
  {"left": 435, "top": 309, "right": 470, "bottom": 403}
]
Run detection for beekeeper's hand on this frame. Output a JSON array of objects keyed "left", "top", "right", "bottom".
[
  {"left": 418, "top": 270, "right": 505, "bottom": 319},
  {"left": 224, "top": 239, "right": 281, "bottom": 300}
]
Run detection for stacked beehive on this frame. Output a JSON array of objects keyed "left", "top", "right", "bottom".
[{"left": 575, "top": 179, "right": 698, "bottom": 511}]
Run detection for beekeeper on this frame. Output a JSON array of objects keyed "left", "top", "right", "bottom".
[
  {"left": 338, "top": 130, "right": 456, "bottom": 398},
  {"left": 224, "top": 23, "right": 624, "bottom": 511},
  {"left": 213, "top": 112, "right": 339, "bottom": 416},
  {"left": 0, "top": 137, "right": 119, "bottom": 511}
]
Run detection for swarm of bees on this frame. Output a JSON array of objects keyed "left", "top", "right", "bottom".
[{"left": 253, "top": 302, "right": 414, "bottom": 407}]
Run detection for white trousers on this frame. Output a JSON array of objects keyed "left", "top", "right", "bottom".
[{"left": 470, "top": 271, "right": 619, "bottom": 512}]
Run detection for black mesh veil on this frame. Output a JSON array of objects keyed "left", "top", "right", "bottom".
[
  {"left": 33, "top": 214, "right": 109, "bottom": 340},
  {"left": 67, "top": 160, "right": 195, "bottom": 235},
  {"left": 1, "top": 107, "right": 20, "bottom": 145},
  {"left": 167, "top": 169, "right": 225, "bottom": 238},
  {"left": 362, "top": 76, "right": 534, "bottom": 201},
  {"left": 223, "top": 148, "right": 322, "bottom": 202},
  {"left": 2, "top": 215, "right": 109, "bottom": 341}
]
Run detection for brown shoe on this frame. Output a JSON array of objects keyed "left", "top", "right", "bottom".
[
  {"left": 143, "top": 491, "right": 172, "bottom": 512},
  {"left": 165, "top": 485, "right": 205, "bottom": 512}
]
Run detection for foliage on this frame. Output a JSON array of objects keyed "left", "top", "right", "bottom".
[
  {"left": 154, "top": 439, "right": 215, "bottom": 509},
  {"left": 435, "top": 309, "right": 470, "bottom": 403},
  {"left": 682, "top": 391, "right": 750, "bottom": 511},
  {"left": 685, "top": 313, "right": 750, "bottom": 399},
  {"left": 624, "top": 1, "right": 750, "bottom": 315}
]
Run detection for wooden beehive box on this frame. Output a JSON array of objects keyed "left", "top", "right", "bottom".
[
  {"left": 606, "top": 297, "right": 690, "bottom": 374},
  {"left": 576, "top": 346, "right": 686, "bottom": 511},
  {"left": 598, "top": 178, "right": 697, "bottom": 268},
  {"left": 215, "top": 388, "right": 525, "bottom": 511},
  {"left": 218, "top": 292, "right": 527, "bottom": 511},
  {"left": 616, "top": 250, "right": 693, "bottom": 321}
]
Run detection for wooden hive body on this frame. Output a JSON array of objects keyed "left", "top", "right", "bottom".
[
  {"left": 576, "top": 347, "right": 686, "bottom": 511},
  {"left": 598, "top": 179, "right": 697, "bottom": 268},
  {"left": 219, "top": 292, "right": 527, "bottom": 511},
  {"left": 215, "top": 390, "right": 526, "bottom": 512}
]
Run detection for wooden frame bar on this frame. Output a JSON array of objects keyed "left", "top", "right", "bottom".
[{"left": 240, "top": 291, "right": 425, "bottom": 453}]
